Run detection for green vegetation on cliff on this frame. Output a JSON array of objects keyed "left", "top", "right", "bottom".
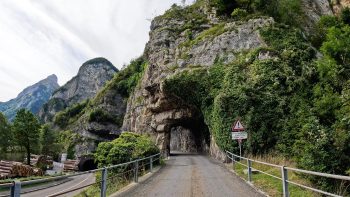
[
  {"left": 94, "top": 56, "right": 147, "bottom": 102},
  {"left": 51, "top": 57, "right": 147, "bottom": 130},
  {"left": 164, "top": 14, "right": 350, "bottom": 192}
]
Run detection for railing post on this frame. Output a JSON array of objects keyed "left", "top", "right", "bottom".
[
  {"left": 150, "top": 157, "right": 153, "bottom": 173},
  {"left": 134, "top": 160, "right": 139, "bottom": 183},
  {"left": 100, "top": 168, "right": 107, "bottom": 197},
  {"left": 281, "top": 166, "right": 289, "bottom": 197},
  {"left": 232, "top": 153, "right": 235, "bottom": 170},
  {"left": 11, "top": 180, "right": 21, "bottom": 197},
  {"left": 247, "top": 159, "right": 252, "bottom": 182},
  {"left": 101, "top": 168, "right": 107, "bottom": 197}
]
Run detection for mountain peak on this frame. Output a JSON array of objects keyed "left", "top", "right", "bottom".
[
  {"left": 46, "top": 74, "right": 58, "bottom": 82},
  {"left": 0, "top": 74, "right": 60, "bottom": 121},
  {"left": 39, "top": 57, "right": 118, "bottom": 122},
  {"left": 80, "top": 57, "right": 118, "bottom": 73}
]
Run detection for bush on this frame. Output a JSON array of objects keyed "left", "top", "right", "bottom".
[
  {"left": 341, "top": 7, "right": 350, "bottom": 25},
  {"left": 88, "top": 109, "right": 124, "bottom": 126},
  {"left": 94, "top": 132, "right": 159, "bottom": 167},
  {"left": 210, "top": 0, "right": 237, "bottom": 16},
  {"left": 94, "top": 57, "right": 147, "bottom": 102},
  {"left": 231, "top": 8, "right": 248, "bottom": 19},
  {"left": 53, "top": 100, "right": 89, "bottom": 128}
]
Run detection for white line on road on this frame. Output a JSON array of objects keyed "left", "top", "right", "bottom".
[{"left": 46, "top": 174, "right": 93, "bottom": 197}]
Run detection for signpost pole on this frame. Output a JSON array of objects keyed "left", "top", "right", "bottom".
[
  {"left": 231, "top": 119, "right": 247, "bottom": 158},
  {"left": 239, "top": 140, "right": 242, "bottom": 158}
]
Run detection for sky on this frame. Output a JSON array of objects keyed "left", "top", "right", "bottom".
[{"left": 0, "top": 0, "right": 195, "bottom": 102}]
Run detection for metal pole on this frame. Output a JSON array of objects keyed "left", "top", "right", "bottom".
[
  {"left": 11, "top": 181, "right": 21, "bottom": 197},
  {"left": 281, "top": 166, "right": 289, "bottom": 197},
  {"left": 231, "top": 153, "right": 234, "bottom": 169},
  {"left": 100, "top": 168, "right": 107, "bottom": 197},
  {"left": 247, "top": 159, "right": 252, "bottom": 182},
  {"left": 134, "top": 160, "right": 139, "bottom": 183},
  {"left": 239, "top": 141, "right": 242, "bottom": 157},
  {"left": 150, "top": 157, "right": 153, "bottom": 173}
]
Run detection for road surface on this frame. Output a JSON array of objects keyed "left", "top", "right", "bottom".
[
  {"left": 117, "top": 152, "right": 263, "bottom": 197},
  {"left": 22, "top": 173, "right": 95, "bottom": 197}
]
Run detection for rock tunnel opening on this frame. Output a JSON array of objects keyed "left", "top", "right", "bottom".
[{"left": 167, "top": 114, "right": 210, "bottom": 155}]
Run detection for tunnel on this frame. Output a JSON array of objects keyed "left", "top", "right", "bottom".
[
  {"left": 166, "top": 114, "right": 210, "bottom": 156},
  {"left": 78, "top": 156, "right": 98, "bottom": 171}
]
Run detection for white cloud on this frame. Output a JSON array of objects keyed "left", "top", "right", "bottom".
[{"left": 0, "top": 0, "right": 194, "bottom": 101}]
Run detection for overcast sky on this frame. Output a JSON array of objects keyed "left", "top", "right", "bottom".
[{"left": 0, "top": 0, "right": 194, "bottom": 102}]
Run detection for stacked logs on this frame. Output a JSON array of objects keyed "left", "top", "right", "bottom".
[
  {"left": 0, "top": 160, "right": 43, "bottom": 179},
  {"left": 63, "top": 160, "right": 79, "bottom": 172},
  {"left": 30, "top": 154, "right": 53, "bottom": 169}
]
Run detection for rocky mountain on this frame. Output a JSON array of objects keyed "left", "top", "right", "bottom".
[
  {"left": 39, "top": 57, "right": 118, "bottom": 122},
  {"left": 60, "top": 0, "right": 350, "bottom": 164},
  {"left": 43, "top": 0, "right": 350, "bottom": 193},
  {"left": 0, "top": 74, "right": 59, "bottom": 121}
]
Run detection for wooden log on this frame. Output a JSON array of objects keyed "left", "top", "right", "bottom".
[{"left": 63, "top": 160, "right": 79, "bottom": 172}]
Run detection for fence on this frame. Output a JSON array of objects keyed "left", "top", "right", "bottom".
[
  {"left": 226, "top": 150, "right": 350, "bottom": 197},
  {"left": 0, "top": 153, "right": 161, "bottom": 197}
]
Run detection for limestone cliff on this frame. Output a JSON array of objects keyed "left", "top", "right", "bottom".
[
  {"left": 39, "top": 57, "right": 118, "bottom": 122},
  {"left": 63, "top": 1, "right": 338, "bottom": 158},
  {"left": 122, "top": 3, "right": 275, "bottom": 159}
]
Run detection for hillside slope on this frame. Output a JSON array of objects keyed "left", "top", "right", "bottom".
[
  {"left": 0, "top": 74, "right": 59, "bottom": 121},
  {"left": 39, "top": 57, "right": 118, "bottom": 122}
]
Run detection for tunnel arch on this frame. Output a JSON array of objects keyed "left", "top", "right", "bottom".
[{"left": 163, "top": 113, "right": 210, "bottom": 156}]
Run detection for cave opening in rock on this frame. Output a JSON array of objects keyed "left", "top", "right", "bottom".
[{"left": 168, "top": 114, "right": 210, "bottom": 155}]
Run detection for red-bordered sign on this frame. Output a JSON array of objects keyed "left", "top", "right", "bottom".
[{"left": 232, "top": 119, "right": 245, "bottom": 131}]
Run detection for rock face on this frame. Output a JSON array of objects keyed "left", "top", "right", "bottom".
[
  {"left": 302, "top": 0, "right": 333, "bottom": 33},
  {"left": 122, "top": 3, "right": 274, "bottom": 158},
  {"left": 332, "top": 0, "right": 350, "bottom": 15},
  {"left": 170, "top": 126, "right": 198, "bottom": 153},
  {"left": 39, "top": 58, "right": 118, "bottom": 122},
  {"left": 0, "top": 75, "right": 59, "bottom": 121}
]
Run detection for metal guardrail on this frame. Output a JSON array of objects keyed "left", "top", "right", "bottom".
[
  {"left": 226, "top": 150, "right": 350, "bottom": 197},
  {"left": 0, "top": 153, "right": 161, "bottom": 197}
]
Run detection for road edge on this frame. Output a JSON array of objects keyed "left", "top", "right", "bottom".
[
  {"left": 109, "top": 165, "right": 162, "bottom": 197},
  {"left": 220, "top": 160, "right": 269, "bottom": 197}
]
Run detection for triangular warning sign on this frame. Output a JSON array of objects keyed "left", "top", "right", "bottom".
[{"left": 232, "top": 120, "right": 245, "bottom": 131}]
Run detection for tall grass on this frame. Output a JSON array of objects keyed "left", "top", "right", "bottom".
[{"left": 229, "top": 154, "right": 319, "bottom": 197}]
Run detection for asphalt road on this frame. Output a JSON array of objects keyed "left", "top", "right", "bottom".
[
  {"left": 117, "top": 153, "right": 263, "bottom": 197},
  {"left": 22, "top": 173, "right": 95, "bottom": 197}
]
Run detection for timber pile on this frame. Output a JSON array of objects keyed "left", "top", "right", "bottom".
[
  {"left": 0, "top": 160, "right": 43, "bottom": 179},
  {"left": 63, "top": 160, "right": 79, "bottom": 172},
  {"left": 30, "top": 154, "right": 53, "bottom": 169}
]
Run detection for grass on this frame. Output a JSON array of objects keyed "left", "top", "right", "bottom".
[
  {"left": 229, "top": 155, "right": 319, "bottom": 197},
  {"left": 74, "top": 177, "right": 131, "bottom": 197},
  {"left": 75, "top": 161, "right": 161, "bottom": 197}
]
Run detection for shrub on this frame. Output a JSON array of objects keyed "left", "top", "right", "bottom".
[
  {"left": 88, "top": 109, "right": 124, "bottom": 126},
  {"left": 94, "top": 132, "right": 159, "bottom": 167},
  {"left": 53, "top": 100, "right": 89, "bottom": 128},
  {"left": 341, "top": 7, "right": 350, "bottom": 25},
  {"left": 94, "top": 57, "right": 147, "bottom": 102},
  {"left": 231, "top": 8, "right": 248, "bottom": 19},
  {"left": 210, "top": 0, "right": 237, "bottom": 16}
]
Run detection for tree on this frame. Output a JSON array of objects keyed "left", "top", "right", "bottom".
[
  {"left": 13, "top": 109, "right": 41, "bottom": 165},
  {"left": 341, "top": 7, "right": 350, "bottom": 25},
  {"left": 0, "top": 112, "right": 13, "bottom": 153},
  {"left": 321, "top": 25, "right": 350, "bottom": 68},
  {"left": 40, "top": 124, "right": 60, "bottom": 157},
  {"left": 210, "top": 0, "right": 237, "bottom": 16}
]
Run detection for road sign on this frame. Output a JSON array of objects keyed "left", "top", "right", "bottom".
[
  {"left": 232, "top": 118, "right": 247, "bottom": 157},
  {"left": 232, "top": 120, "right": 245, "bottom": 131},
  {"left": 231, "top": 131, "right": 248, "bottom": 140}
]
